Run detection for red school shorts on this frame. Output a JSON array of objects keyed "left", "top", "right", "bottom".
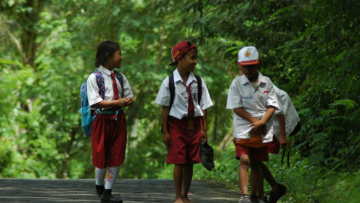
[
  {"left": 166, "top": 117, "right": 202, "bottom": 164},
  {"left": 267, "top": 135, "right": 280, "bottom": 154},
  {"left": 91, "top": 110, "right": 127, "bottom": 169},
  {"left": 235, "top": 142, "right": 269, "bottom": 162}
]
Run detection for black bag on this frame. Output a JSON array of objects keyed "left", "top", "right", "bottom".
[
  {"left": 200, "top": 140, "right": 215, "bottom": 171},
  {"left": 289, "top": 122, "right": 301, "bottom": 136},
  {"left": 281, "top": 122, "right": 301, "bottom": 166},
  {"left": 161, "top": 74, "right": 202, "bottom": 133}
]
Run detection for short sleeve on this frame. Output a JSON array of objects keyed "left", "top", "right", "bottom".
[
  {"left": 226, "top": 79, "right": 242, "bottom": 109},
  {"left": 121, "top": 74, "right": 133, "bottom": 98},
  {"left": 266, "top": 80, "right": 279, "bottom": 109},
  {"left": 155, "top": 77, "right": 171, "bottom": 106},
  {"left": 200, "top": 78, "right": 213, "bottom": 110},
  {"left": 273, "top": 86, "right": 284, "bottom": 115},
  {"left": 87, "top": 74, "right": 103, "bottom": 107}
]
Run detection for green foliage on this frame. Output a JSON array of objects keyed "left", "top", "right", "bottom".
[
  {"left": 1, "top": 1, "right": 360, "bottom": 201},
  {"left": 203, "top": 147, "right": 360, "bottom": 202},
  {"left": 0, "top": 0, "right": 233, "bottom": 179}
]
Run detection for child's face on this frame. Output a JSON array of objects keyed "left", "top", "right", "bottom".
[
  {"left": 239, "top": 64, "right": 259, "bottom": 81},
  {"left": 110, "top": 49, "right": 123, "bottom": 69},
  {"left": 239, "top": 68, "right": 243, "bottom": 76},
  {"left": 179, "top": 49, "right": 198, "bottom": 72}
]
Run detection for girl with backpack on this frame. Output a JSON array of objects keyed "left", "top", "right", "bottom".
[{"left": 86, "top": 41, "right": 133, "bottom": 203}]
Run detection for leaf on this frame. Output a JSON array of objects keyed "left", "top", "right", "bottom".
[
  {"left": 330, "top": 99, "right": 358, "bottom": 111},
  {"left": 0, "top": 58, "right": 14, "bottom": 65}
]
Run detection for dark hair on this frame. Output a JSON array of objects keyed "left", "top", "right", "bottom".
[
  {"left": 94, "top": 41, "right": 120, "bottom": 67},
  {"left": 174, "top": 41, "right": 198, "bottom": 65}
]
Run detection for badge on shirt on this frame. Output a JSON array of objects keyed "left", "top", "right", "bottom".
[
  {"left": 264, "top": 91, "right": 268, "bottom": 93},
  {"left": 193, "top": 93, "right": 198, "bottom": 102},
  {"left": 188, "top": 120, "right": 194, "bottom": 130}
]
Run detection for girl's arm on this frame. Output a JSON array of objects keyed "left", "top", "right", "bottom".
[
  {"left": 91, "top": 98, "right": 129, "bottom": 108},
  {"left": 122, "top": 74, "right": 134, "bottom": 106},
  {"left": 162, "top": 106, "right": 171, "bottom": 146}
]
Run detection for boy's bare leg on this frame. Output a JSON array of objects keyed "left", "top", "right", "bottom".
[
  {"left": 174, "top": 164, "right": 185, "bottom": 203},
  {"left": 250, "top": 158, "right": 262, "bottom": 196},
  {"left": 182, "top": 163, "right": 194, "bottom": 203},
  {"left": 239, "top": 154, "right": 251, "bottom": 194},
  {"left": 261, "top": 162, "right": 279, "bottom": 191}
]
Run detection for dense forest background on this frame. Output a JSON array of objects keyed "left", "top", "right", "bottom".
[{"left": 1, "top": 0, "right": 360, "bottom": 202}]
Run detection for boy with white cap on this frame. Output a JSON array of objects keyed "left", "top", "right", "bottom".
[
  {"left": 238, "top": 66, "right": 292, "bottom": 203},
  {"left": 226, "top": 46, "right": 279, "bottom": 203},
  {"left": 155, "top": 41, "right": 213, "bottom": 203}
]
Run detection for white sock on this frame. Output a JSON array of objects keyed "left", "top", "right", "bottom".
[
  {"left": 95, "top": 167, "right": 106, "bottom": 185},
  {"left": 104, "top": 166, "right": 120, "bottom": 190}
]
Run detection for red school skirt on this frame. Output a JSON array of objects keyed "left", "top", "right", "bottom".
[{"left": 91, "top": 110, "right": 127, "bottom": 169}]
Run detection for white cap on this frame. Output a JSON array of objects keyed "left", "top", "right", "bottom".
[{"left": 237, "top": 46, "right": 260, "bottom": 66}]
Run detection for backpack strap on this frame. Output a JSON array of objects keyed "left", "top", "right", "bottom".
[
  {"left": 114, "top": 70, "right": 125, "bottom": 98},
  {"left": 93, "top": 70, "right": 124, "bottom": 99},
  {"left": 93, "top": 70, "right": 105, "bottom": 100},
  {"left": 80, "top": 82, "right": 88, "bottom": 108},
  {"left": 194, "top": 75, "right": 202, "bottom": 105},
  {"left": 168, "top": 74, "right": 202, "bottom": 111},
  {"left": 169, "top": 74, "right": 175, "bottom": 112}
]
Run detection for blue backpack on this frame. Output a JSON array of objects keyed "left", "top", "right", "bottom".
[{"left": 79, "top": 70, "right": 124, "bottom": 137}]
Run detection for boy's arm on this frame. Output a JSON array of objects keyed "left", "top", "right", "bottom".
[
  {"left": 162, "top": 106, "right": 171, "bottom": 146},
  {"left": 278, "top": 114, "right": 287, "bottom": 148},
  {"left": 249, "top": 106, "right": 276, "bottom": 134},
  {"left": 233, "top": 107, "right": 258, "bottom": 123},
  {"left": 234, "top": 107, "right": 266, "bottom": 135},
  {"left": 202, "top": 110, "right": 208, "bottom": 142}
]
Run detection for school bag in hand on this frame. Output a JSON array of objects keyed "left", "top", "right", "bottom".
[
  {"left": 79, "top": 70, "right": 124, "bottom": 137},
  {"left": 200, "top": 140, "right": 215, "bottom": 171},
  {"left": 281, "top": 122, "right": 301, "bottom": 166},
  {"left": 161, "top": 74, "right": 202, "bottom": 133}
]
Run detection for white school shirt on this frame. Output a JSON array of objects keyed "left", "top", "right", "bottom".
[
  {"left": 87, "top": 65, "right": 133, "bottom": 109},
  {"left": 154, "top": 69, "right": 213, "bottom": 119},
  {"left": 226, "top": 72, "right": 279, "bottom": 143},
  {"left": 272, "top": 85, "right": 300, "bottom": 139}
]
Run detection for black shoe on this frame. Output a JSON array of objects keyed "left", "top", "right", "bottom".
[
  {"left": 267, "top": 183, "right": 287, "bottom": 203},
  {"left": 261, "top": 195, "right": 268, "bottom": 203},
  {"left": 101, "top": 189, "right": 122, "bottom": 203},
  {"left": 96, "top": 185, "right": 105, "bottom": 197},
  {"left": 250, "top": 195, "right": 260, "bottom": 203}
]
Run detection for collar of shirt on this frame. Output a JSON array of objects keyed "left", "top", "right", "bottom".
[
  {"left": 173, "top": 68, "right": 197, "bottom": 86},
  {"left": 240, "top": 71, "right": 267, "bottom": 86},
  {"left": 98, "top": 65, "right": 114, "bottom": 76}
]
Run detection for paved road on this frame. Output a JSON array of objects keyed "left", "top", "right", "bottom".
[{"left": 0, "top": 179, "right": 240, "bottom": 203}]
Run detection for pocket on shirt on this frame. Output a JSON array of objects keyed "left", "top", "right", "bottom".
[{"left": 256, "top": 87, "right": 268, "bottom": 105}]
